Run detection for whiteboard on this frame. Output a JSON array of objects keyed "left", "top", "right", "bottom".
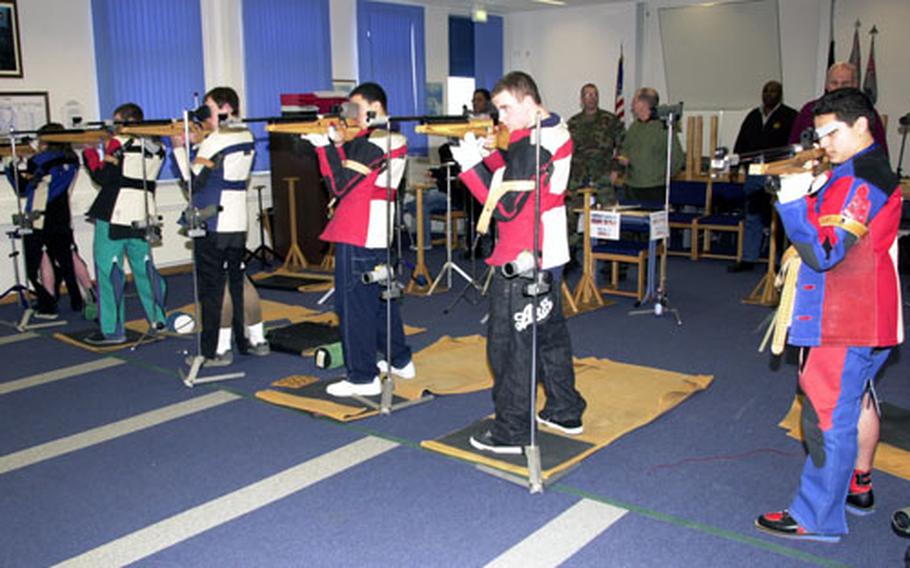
[{"left": 659, "top": 0, "right": 782, "bottom": 110}]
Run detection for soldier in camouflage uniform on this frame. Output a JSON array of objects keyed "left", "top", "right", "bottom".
[{"left": 566, "top": 83, "right": 625, "bottom": 251}]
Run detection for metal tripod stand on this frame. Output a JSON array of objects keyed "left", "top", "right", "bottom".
[
  {"left": 426, "top": 162, "right": 480, "bottom": 298},
  {"left": 176, "top": 108, "right": 245, "bottom": 387},
  {"left": 629, "top": 104, "right": 683, "bottom": 325},
  {"left": 244, "top": 184, "right": 279, "bottom": 268},
  {"left": 4, "top": 131, "right": 68, "bottom": 331}
]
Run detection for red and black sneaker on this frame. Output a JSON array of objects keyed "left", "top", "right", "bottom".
[
  {"left": 846, "top": 469, "right": 875, "bottom": 516},
  {"left": 755, "top": 510, "right": 841, "bottom": 543}
]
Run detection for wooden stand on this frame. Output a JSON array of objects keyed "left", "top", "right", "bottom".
[
  {"left": 572, "top": 188, "right": 605, "bottom": 310},
  {"left": 319, "top": 243, "right": 335, "bottom": 271},
  {"left": 281, "top": 177, "right": 309, "bottom": 272},
  {"left": 743, "top": 209, "right": 782, "bottom": 306},
  {"left": 406, "top": 183, "right": 434, "bottom": 294}
]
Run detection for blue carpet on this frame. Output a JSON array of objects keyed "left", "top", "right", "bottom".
[
  {"left": 0, "top": 398, "right": 364, "bottom": 566},
  {"left": 1, "top": 252, "right": 907, "bottom": 566}
]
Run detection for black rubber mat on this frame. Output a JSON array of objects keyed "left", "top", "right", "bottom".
[
  {"left": 266, "top": 321, "right": 341, "bottom": 356},
  {"left": 431, "top": 417, "right": 595, "bottom": 470},
  {"left": 253, "top": 274, "right": 331, "bottom": 291}
]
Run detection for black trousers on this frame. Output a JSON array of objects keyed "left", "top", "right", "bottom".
[
  {"left": 23, "top": 230, "right": 82, "bottom": 313},
  {"left": 486, "top": 270, "right": 586, "bottom": 444},
  {"left": 194, "top": 234, "right": 245, "bottom": 358}
]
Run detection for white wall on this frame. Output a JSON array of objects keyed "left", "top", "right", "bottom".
[
  {"left": 506, "top": 3, "right": 638, "bottom": 124},
  {"left": 504, "top": 0, "right": 909, "bottom": 165},
  {"left": 330, "top": 0, "right": 358, "bottom": 82},
  {"left": 833, "top": 0, "right": 910, "bottom": 161}
]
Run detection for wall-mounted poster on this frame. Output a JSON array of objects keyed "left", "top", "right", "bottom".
[
  {"left": 0, "top": 92, "right": 50, "bottom": 134},
  {"left": 0, "top": 1, "right": 22, "bottom": 78}
]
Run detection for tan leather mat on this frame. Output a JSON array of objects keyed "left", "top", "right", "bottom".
[
  {"left": 255, "top": 375, "right": 414, "bottom": 422},
  {"left": 779, "top": 396, "right": 910, "bottom": 481},
  {"left": 53, "top": 327, "right": 163, "bottom": 353},
  {"left": 422, "top": 350, "right": 713, "bottom": 481},
  {"left": 256, "top": 334, "right": 713, "bottom": 468},
  {"left": 125, "top": 300, "right": 425, "bottom": 338}
]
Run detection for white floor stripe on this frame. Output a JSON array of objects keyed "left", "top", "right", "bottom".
[
  {"left": 55, "top": 436, "right": 398, "bottom": 567},
  {"left": 0, "top": 357, "right": 124, "bottom": 396},
  {"left": 485, "top": 498, "right": 627, "bottom": 568},
  {"left": 0, "top": 391, "right": 240, "bottom": 475},
  {"left": 0, "top": 331, "right": 39, "bottom": 346}
]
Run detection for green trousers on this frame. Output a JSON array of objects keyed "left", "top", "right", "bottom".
[{"left": 93, "top": 220, "right": 166, "bottom": 338}]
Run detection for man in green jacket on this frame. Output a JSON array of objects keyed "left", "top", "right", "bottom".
[{"left": 616, "top": 87, "right": 684, "bottom": 206}]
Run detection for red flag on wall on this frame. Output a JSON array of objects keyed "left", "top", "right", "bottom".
[
  {"left": 863, "top": 26, "right": 878, "bottom": 104},
  {"left": 614, "top": 46, "right": 624, "bottom": 121}
]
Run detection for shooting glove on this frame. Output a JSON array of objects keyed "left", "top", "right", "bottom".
[
  {"left": 777, "top": 171, "right": 828, "bottom": 204},
  {"left": 450, "top": 132, "right": 486, "bottom": 171}
]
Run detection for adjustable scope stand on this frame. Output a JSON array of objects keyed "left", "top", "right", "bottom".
[
  {"left": 177, "top": 109, "right": 245, "bottom": 387},
  {"left": 129, "top": 134, "right": 167, "bottom": 351},
  {"left": 473, "top": 113, "right": 550, "bottom": 493},
  {"left": 351, "top": 114, "right": 432, "bottom": 415},
  {"left": 629, "top": 108, "right": 682, "bottom": 326},
  {"left": 4, "top": 132, "right": 67, "bottom": 332}
]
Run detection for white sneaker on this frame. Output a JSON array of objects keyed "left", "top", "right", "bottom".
[
  {"left": 326, "top": 377, "right": 382, "bottom": 397},
  {"left": 376, "top": 360, "right": 416, "bottom": 379}
]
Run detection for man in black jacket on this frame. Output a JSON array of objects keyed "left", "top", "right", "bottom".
[{"left": 727, "top": 80, "right": 797, "bottom": 272}]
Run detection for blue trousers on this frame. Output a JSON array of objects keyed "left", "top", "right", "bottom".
[
  {"left": 789, "top": 345, "right": 891, "bottom": 535},
  {"left": 404, "top": 190, "right": 448, "bottom": 246},
  {"left": 334, "top": 243, "right": 411, "bottom": 384},
  {"left": 742, "top": 175, "right": 769, "bottom": 262}
]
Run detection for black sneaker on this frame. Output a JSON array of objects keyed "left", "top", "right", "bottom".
[
  {"left": 84, "top": 331, "right": 127, "bottom": 346},
  {"left": 469, "top": 430, "right": 523, "bottom": 455},
  {"left": 726, "top": 261, "right": 755, "bottom": 273},
  {"left": 536, "top": 413, "right": 584, "bottom": 435},
  {"left": 846, "top": 470, "right": 875, "bottom": 516},
  {"left": 755, "top": 510, "right": 840, "bottom": 543}
]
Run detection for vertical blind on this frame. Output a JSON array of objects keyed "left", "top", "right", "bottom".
[
  {"left": 242, "top": 0, "right": 332, "bottom": 171},
  {"left": 92, "top": 0, "right": 205, "bottom": 178},
  {"left": 357, "top": 1, "right": 427, "bottom": 154},
  {"left": 473, "top": 15, "right": 503, "bottom": 92}
]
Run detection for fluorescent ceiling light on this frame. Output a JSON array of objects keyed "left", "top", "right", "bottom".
[{"left": 533, "top": 0, "right": 567, "bottom": 5}]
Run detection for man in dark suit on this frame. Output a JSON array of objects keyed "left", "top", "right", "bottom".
[{"left": 727, "top": 80, "right": 797, "bottom": 272}]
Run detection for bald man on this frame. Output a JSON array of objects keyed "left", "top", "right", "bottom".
[{"left": 789, "top": 62, "right": 888, "bottom": 155}]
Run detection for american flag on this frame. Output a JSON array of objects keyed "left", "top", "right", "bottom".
[{"left": 614, "top": 46, "right": 624, "bottom": 120}]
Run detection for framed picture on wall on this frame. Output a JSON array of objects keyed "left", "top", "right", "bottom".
[
  {"left": 0, "top": 1, "right": 22, "bottom": 78},
  {"left": 0, "top": 91, "right": 49, "bottom": 134}
]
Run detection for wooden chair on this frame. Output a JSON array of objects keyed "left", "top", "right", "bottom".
[
  {"left": 430, "top": 209, "right": 467, "bottom": 250},
  {"left": 667, "top": 179, "right": 708, "bottom": 260},
  {"left": 591, "top": 214, "right": 666, "bottom": 302},
  {"left": 692, "top": 178, "right": 745, "bottom": 262}
]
